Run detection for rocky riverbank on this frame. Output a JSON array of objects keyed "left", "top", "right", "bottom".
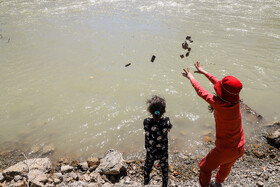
[
  {"left": 0, "top": 103, "right": 280, "bottom": 187},
  {"left": 0, "top": 121, "right": 279, "bottom": 187}
]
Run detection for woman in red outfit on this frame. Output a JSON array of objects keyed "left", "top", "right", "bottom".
[{"left": 182, "top": 62, "right": 245, "bottom": 187}]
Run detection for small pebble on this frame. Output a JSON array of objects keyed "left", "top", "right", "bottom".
[
  {"left": 256, "top": 181, "right": 264, "bottom": 187},
  {"left": 14, "top": 175, "right": 22, "bottom": 182},
  {"left": 0, "top": 173, "right": 4, "bottom": 183}
]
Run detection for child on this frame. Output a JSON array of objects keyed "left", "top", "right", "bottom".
[
  {"left": 143, "top": 95, "right": 172, "bottom": 187},
  {"left": 182, "top": 62, "right": 245, "bottom": 187}
]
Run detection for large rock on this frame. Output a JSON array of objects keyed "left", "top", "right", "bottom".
[
  {"left": 241, "top": 103, "right": 263, "bottom": 124},
  {"left": 265, "top": 122, "right": 280, "bottom": 130},
  {"left": 28, "top": 169, "right": 47, "bottom": 187},
  {"left": 96, "top": 150, "right": 127, "bottom": 175},
  {"left": 267, "top": 129, "right": 280, "bottom": 148},
  {"left": 2, "top": 158, "right": 51, "bottom": 181}
]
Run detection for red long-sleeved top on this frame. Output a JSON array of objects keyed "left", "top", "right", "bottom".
[{"left": 191, "top": 73, "right": 245, "bottom": 149}]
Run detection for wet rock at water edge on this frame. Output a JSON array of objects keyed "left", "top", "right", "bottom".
[
  {"left": 267, "top": 128, "right": 280, "bottom": 148},
  {"left": 70, "top": 160, "right": 80, "bottom": 168},
  {"left": 203, "top": 136, "right": 214, "bottom": 143},
  {"left": 30, "top": 146, "right": 41, "bottom": 155},
  {"left": 266, "top": 122, "right": 280, "bottom": 130},
  {"left": 240, "top": 102, "right": 263, "bottom": 124},
  {"left": 42, "top": 144, "right": 55, "bottom": 155},
  {"left": 96, "top": 149, "right": 127, "bottom": 175},
  {"left": 0, "top": 150, "right": 11, "bottom": 157},
  {"left": 58, "top": 158, "right": 69, "bottom": 165},
  {"left": 2, "top": 158, "right": 51, "bottom": 181}
]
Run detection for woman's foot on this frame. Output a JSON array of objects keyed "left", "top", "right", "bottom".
[
  {"left": 144, "top": 176, "right": 150, "bottom": 185},
  {"left": 210, "top": 178, "right": 222, "bottom": 187}
]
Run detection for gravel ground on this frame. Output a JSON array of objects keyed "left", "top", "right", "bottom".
[{"left": 0, "top": 120, "right": 279, "bottom": 187}]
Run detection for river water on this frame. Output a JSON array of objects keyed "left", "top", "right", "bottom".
[{"left": 0, "top": 0, "right": 279, "bottom": 160}]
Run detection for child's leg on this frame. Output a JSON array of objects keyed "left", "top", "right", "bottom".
[
  {"left": 215, "top": 145, "right": 245, "bottom": 183},
  {"left": 160, "top": 154, "right": 169, "bottom": 187},
  {"left": 144, "top": 153, "right": 155, "bottom": 184},
  {"left": 199, "top": 148, "right": 223, "bottom": 186},
  {"left": 215, "top": 160, "right": 236, "bottom": 183}
]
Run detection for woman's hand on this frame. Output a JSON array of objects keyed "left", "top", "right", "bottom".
[
  {"left": 182, "top": 68, "right": 194, "bottom": 80},
  {"left": 194, "top": 61, "right": 207, "bottom": 75}
]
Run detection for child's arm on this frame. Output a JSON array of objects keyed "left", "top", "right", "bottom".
[
  {"left": 194, "top": 62, "right": 219, "bottom": 85},
  {"left": 182, "top": 68, "right": 216, "bottom": 106},
  {"left": 143, "top": 118, "right": 150, "bottom": 131},
  {"left": 163, "top": 117, "right": 172, "bottom": 132}
]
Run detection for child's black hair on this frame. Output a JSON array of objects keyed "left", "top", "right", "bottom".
[{"left": 146, "top": 95, "right": 166, "bottom": 120}]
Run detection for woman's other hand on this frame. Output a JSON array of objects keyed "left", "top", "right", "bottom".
[
  {"left": 194, "top": 61, "right": 207, "bottom": 75},
  {"left": 182, "top": 68, "right": 194, "bottom": 80}
]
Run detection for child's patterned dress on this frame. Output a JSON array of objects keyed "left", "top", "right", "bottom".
[{"left": 143, "top": 117, "right": 172, "bottom": 187}]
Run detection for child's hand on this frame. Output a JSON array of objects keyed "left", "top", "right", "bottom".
[
  {"left": 194, "top": 61, "right": 207, "bottom": 75},
  {"left": 182, "top": 68, "right": 194, "bottom": 80}
]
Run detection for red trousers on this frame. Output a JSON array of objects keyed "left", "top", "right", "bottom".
[{"left": 199, "top": 145, "right": 245, "bottom": 186}]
